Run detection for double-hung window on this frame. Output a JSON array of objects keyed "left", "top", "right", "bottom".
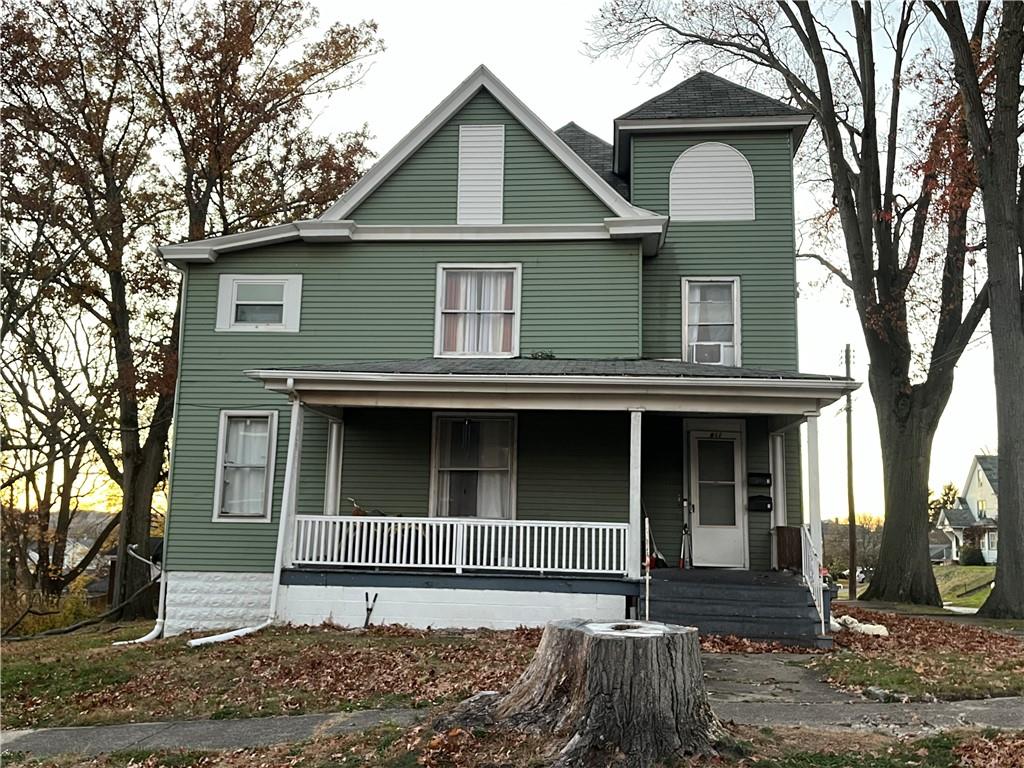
[
  {"left": 213, "top": 411, "right": 277, "bottom": 521},
  {"left": 216, "top": 274, "right": 302, "bottom": 332},
  {"left": 432, "top": 414, "right": 516, "bottom": 519},
  {"left": 436, "top": 264, "right": 520, "bottom": 357},
  {"left": 682, "top": 277, "right": 741, "bottom": 366}
]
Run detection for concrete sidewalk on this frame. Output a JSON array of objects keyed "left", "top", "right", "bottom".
[{"left": 1, "top": 708, "right": 420, "bottom": 758}]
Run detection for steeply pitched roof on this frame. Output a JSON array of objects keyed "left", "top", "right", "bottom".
[
  {"left": 938, "top": 499, "right": 977, "bottom": 529},
  {"left": 321, "top": 65, "right": 649, "bottom": 222},
  {"left": 618, "top": 71, "right": 806, "bottom": 121},
  {"left": 556, "top": 122, "right": 629, "bottom": 198},
  {"left": 255, "top": 357, "right": 849, "bottom": 382},
  {"left": 976, "top": 455, "right": 998, "bottom": 494}
]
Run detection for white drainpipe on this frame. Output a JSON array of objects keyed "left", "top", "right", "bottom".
[{"left": 112, "top": 567, "right": 168, "bottom": 646}]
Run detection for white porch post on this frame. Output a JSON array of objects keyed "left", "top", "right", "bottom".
[
  {"left": 277, "top": 398, "right": 305, "bottom": 570},
  {"left": 805, "top": 411, "right": 822, "bottom": 556},
  {"left": 628, "top": 409, "right": 643, "bottom": 579},
  {"left": 323, "top": 418, "right": 344, "bottom": 515}
]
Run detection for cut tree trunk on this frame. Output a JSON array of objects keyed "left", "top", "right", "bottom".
[{"left": 438, "top": 619, "right": 721, "bottom": 768}]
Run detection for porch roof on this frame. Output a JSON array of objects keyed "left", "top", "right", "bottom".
[{"left": 246, "top": 358, "right": 858, "bottom": 415}]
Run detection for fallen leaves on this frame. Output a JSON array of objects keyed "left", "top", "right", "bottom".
[{"left": 955, "top": 732, "right": 1024, "bottom": 768}]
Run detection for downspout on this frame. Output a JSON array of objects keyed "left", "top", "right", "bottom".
[{"left": 188, "top": 388, "right": 299, "bottom": 648}]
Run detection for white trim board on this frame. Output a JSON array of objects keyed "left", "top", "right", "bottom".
[
  {"left": 158, "top": 218, "right": 668, "bottom": 264},
  {"left": 320, "top": 65, "right": 648, "bottom": 222}
]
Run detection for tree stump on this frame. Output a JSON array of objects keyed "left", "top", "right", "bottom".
[{"left": 438, "top": 619, "right": 721, "bottom": 767}]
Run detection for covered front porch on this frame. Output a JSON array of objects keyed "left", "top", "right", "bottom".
[{"left": 249, "top": 359, "right": 851, "bottom": 634}]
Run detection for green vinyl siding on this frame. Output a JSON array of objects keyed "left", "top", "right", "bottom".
[
  {"left": 631, "top": 131, "right": 798, "bottom": 369},
  {"left": 350, "top": 89, "right": 614, "bottom": 224},
  {"left": 165, "top": 239, "right": 640, "bottom": 571},
  {"left": 744, "top": 417, "right": 773, "bottom": 571},
  {"left": 786, "top": 436, "right": 804, "bottom": 526},
  {"left": 516, "top": 412, "right": 628, "bottom": 523},
  {"left": 340, "top": 409, "right": 432, "bottom": 517},
  {"left": 642, "top": 414, "right": 685, "bottom": 566}
]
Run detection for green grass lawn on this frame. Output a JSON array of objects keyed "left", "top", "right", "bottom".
[
  {"left": 0, "top": 622, "right": 539, "bottom": 729},
  {"left": 933, "top": 564, "right": 996, "bottom": 609}
]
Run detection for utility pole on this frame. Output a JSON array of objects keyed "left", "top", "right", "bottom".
[{"left": 845, "top": 344, "right": 856, "bottom": 600}]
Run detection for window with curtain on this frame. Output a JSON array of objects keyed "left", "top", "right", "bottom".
[
  {"left": 437, "top": 267, "right": 519, "bottom": 356},
  {"left": 434, "top": 415, "right": 515, "bottom": 519},
  {"left": 683, "top": 279, "right": 740, "bottom": 365},
  {"left": 216, "top": 413, "right": 275, "bottom": 519}
]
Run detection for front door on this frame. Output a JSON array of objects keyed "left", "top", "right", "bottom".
[{"left": 689, "top": 430, "right": 746, "bottom": 568}]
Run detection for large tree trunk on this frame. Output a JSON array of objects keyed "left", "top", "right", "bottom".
[
  {"left": 975, "top": 4, "right": 1024, "bottom": 620},
  {"left": 439, "top": 619, "right": 720, "bottom": 768},
  {"left": 862, "top": 377, "right": 944, "bottom": 605}
]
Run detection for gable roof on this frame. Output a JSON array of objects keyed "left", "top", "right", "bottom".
[
  {"left": 555, "top": 122, "right": 629, "bottom": 198},
  {"left": 321, "top": 65, "right": 651, "bottom": 222},
  {"left": 618, "top": 71, "right": 806, "bottom": 121},
  {"left": 937, "top": 499, "right": 977, "bottom": 529},
  {"left": 976, "top": 455, "right": 999, "bottom": 494}
]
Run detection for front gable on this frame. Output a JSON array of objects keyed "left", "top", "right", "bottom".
[{"left": 348, "top": 88, "right": 616, "bottom": 224}]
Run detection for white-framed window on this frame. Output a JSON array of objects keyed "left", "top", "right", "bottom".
[
  {"left": 457, "top": 124, "right": 505, "bottom": 225},
  {"left": 986, "top": 531, "right": 998, "bottom": 550},
  {"left": 669, "top": 142, "right": 755, "bottom": 221},
  {"left": 682, "top": 277, "right": 741, "bottom": 366},
  {"left": 430, "top": 413, "right": 516, "bottom": 519},
  {"left": 212, "top": 410, "right": 278, "bottom": 522},
  {"left": 435, "top": 263, "right": 521, "bottom": 357},
  {"left": 215, "top": 274, "right": 302, "bottom": 332}
]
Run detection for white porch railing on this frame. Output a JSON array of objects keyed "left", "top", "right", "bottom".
[
  {"left": 292, "top": 515, "right": 630, "bottom": 577},
  {"left": 800, "top": 524, "right": 827, "bottom": 634}
]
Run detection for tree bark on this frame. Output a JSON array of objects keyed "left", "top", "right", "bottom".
[
  {"left": 861, "top": 375, "right": 945, "bottom": 605},
  {"left": 438, "top": 619, "right": 720, "bottom": 768}
]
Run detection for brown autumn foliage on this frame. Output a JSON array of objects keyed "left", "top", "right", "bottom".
[{"left": 1, "top": 0, "right": 382, "bottom": 617}]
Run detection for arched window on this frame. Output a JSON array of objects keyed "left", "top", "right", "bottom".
[{"left": 669, "top": 142, "right": 755, "bottom": 221}]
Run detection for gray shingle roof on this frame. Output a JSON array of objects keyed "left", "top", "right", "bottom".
[
  {"left": 618, "top": 71, "right": 806, "bottom": 121},
  {"left": 555, "top": 122, "right": 629, "bottom": 197},
  {"left": 976, "top": 455, "right": 998, "bottom": 494},
  {"left": 265, "top": 358, "right": 847, "bottom": 381},
  {"left": 939, "top": 500, "right": 977, "bottom": 529}
]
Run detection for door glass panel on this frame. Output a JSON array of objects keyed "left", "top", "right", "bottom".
[
  {"left": 698, "top": 439, "right": 734, "bottom": 481},
  {"left": 699, "top": 483, "right": 736, "bottom": 526}
]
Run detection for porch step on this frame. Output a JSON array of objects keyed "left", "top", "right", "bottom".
[{"left": 639, "top": 571, "right": 826, "bottom": 647}]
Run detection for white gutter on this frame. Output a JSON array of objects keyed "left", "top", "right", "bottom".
[
  {"left": 187, "top": 396, "right": 300, "bottom": 648},
  {"left": 245, "top": 368, "right": 857, "bottom": 396}
]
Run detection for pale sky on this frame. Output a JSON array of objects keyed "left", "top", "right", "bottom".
[{"left": 311, "top": 0, "right": 998, "bottom": 518}]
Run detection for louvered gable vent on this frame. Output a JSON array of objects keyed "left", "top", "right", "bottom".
[{"left": 457, "top": 124, "right": 505, "bottom": 224}]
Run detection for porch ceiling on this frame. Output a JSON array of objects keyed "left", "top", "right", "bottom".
[{"left": 245, "top": 358, "right": 858, "bottom": 416}]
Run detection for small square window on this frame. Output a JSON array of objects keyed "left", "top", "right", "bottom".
[
  {"left": 435, "top": 264, "right": 520, "bottom": 357},
  {"left": 216, "top": 274, "right": 301, "bottom": 332}
]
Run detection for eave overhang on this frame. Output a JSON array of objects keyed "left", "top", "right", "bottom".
[
  {"left": 612, "top": 114, "right": 814, "bottom": 177},
  {"left": 157, "top": 215, "right": 669, "bottom": 266},
  {"left": 244, "top": 368, "right": 858, "bottom": 416}
]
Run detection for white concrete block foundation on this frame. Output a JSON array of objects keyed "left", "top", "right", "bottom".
[
  {"left": 278, "top": 584, "right": 626, "bottom": 629},
  {"left": 164, "top": 571, "right": 274, "bottom": 636}
]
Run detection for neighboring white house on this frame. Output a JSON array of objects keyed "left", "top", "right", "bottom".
[{"left": 936, "top": 455, "right": 999, "bottom": 564}]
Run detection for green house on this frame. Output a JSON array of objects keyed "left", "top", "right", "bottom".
[{"left": 158, "top": 67, "right": 856, "bottom": 645}]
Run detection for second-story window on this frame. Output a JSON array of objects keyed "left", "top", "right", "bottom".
[
  {"left": 216, "top": 274, "right": 302, "bottom": 332},
  {"left": 682, "top": 277, "right": 741, "bottom": 366},
  {"left": 436, "top": 264, "right": 521, "bottom": 357}
]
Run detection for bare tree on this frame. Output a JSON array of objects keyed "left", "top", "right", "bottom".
[
  {"left": 589, "top": 1, "right": 990, "bottom": 604},
  {"left": 926, "top": 1, "right": 1024, "bottom": 618}
]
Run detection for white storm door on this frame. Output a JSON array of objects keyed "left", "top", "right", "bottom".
[{"left": 689, "top": 431, "right": 746, "bottom": 568}]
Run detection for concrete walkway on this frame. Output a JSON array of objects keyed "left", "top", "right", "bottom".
[
  {"left": 1, "top": 709, "right": 420, "bottom": 758},
  {"left": 4, "top": 654, "right": 1024, "bottom": 758}
]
